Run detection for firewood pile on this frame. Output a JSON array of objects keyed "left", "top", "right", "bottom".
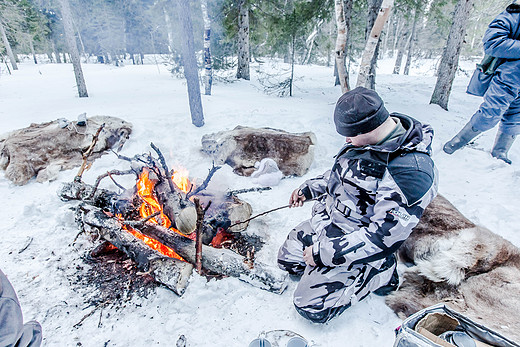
[{"left": 59, "top": 142, "right": 288, "bottom": 297}]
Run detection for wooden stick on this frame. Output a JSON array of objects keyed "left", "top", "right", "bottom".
[
  {"left": 227, "top": 197, "right": 318, "bottom": 230},
  {"left": 226, "top": 187, "right": 271, "bottom": 197},
  {"left": 121, "top": 211, "right": 160, "bottom": 227},
  {"left": 194, "top": 198, "right": 206, "bottom": 274},
  {"left": 75, "top": 123, "right": 105, "bottom": 181},
  {"left": 88, "top": 169, "right": 135, "bottom": 199},
  {"left": 186, "top": 164, "right": 221, "bottom": 199},
  {"left": 150, "top": 142, "right": 176, "bottom": 194}
]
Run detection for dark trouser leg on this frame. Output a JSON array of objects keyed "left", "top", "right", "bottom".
[
  {"left": 444, "top": 72, "right": 520, "bottom": 155},
  {"left": 492, "top": 95, "right": 520, "bottom": 164},
  {"left": 292, "top": 256, "right": 397, "bottom": 323}
]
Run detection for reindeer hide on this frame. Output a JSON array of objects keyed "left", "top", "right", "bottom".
[
  {"left": 0, "top": 116, "right": 132, "bottom": 185},
  {"left": 387, "top": 195, "right": 520, "bottom": 341},
  {"left": 201, "top": 126, "right": 315, "bottom": 176}
]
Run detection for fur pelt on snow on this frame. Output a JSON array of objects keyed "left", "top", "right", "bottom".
[
  {"left": 0, "top": 116, "right": 132, "bottom": 185},
  {"left": 201, "top": 126, "right": 316, "bottom": 177},
  {"left": 387, "top": 195, "right": 520, "bottom": 341}
]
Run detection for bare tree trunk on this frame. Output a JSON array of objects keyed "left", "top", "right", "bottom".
[
  {"left": 0, "top": 21, "right": 18, "bottom": 70},
  {"left": 303, "top": 19, "right": 323, "bottom": 65},
  {"left": 334, "top": 0, "right": 348, "bottom": 93},
  {"left": 30, "top": 40, "right": 38, "bottom": 64},
  {"left": 393, "top": 24, "right": 409, "bottom": 74},
  {"left": 365, "top": 0, "right": 384, "bottom": 90},
  {"left": 290, "top": 35, "right": 295, "bottom": 96},
  {"left": 52, "top": 40, "right": 62, "bottom": 63},
  {"left": 177, "top": 0, "right": 204, "bottom": 127},
  {"left": 356, "top": 0, "right": 394, "bottom": 88},
  {"left": 201, "top": 0, "right": 213, "bottom": 95},
  {"left": 236, "top": 0, "right": 250, "bottom": 80},
  {"left": 430, "top": 0, "right": 473, "bottom": 110},
  {"left": 404, "top": 5, "right": 419, "bottom": 75},
  {"left": 392, "top": 16, "right": 401, "bottom": 56},
  {"left": 58, "top": 0, "right": 88, "bottom": 97},
  {"left": 163, "top": 4, "right": 175, "bottom": 55}
]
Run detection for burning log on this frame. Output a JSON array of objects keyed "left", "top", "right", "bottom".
[
  {"left": 136, "top": 222, "right": 287, "bottom": 294},
  {"left": 79, "top": 204, "right": 287, "bottom": 294},
  {"left": 79, "top": 204, "right": 193, "bottom": 295}
]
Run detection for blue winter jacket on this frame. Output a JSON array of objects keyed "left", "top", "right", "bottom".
[{"left": 467, "top": 4, "right": 520, "bottom": 95}]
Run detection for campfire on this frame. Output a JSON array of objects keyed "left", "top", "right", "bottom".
[{"left": 59, "top": 142, "right": 288, "bottom": 296}]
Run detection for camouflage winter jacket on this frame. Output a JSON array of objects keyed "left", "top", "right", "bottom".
[{"left": 300, "top": 113, "right": 438, "bottom": 270}]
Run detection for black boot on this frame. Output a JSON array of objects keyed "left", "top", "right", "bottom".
[
  {"left": 491, "top": 131, "right": 516, "bottom": 164},
  {"left": 443, "top": 122, "right": 482, "bottom": 154}
]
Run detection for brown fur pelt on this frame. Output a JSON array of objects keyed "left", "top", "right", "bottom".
[
  {"left": 387, "top": 195, "right": 520, "bottom": 341},
  {"left": 201, "top": 126, "right": 316, "bottom": 176},
  {"left": 0, "top": 116, "right": 132, "bottom": 185}
]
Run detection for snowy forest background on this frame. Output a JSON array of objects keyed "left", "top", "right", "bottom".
[{"left": 0, "top": 0, "right": 514, "bottom": 105}]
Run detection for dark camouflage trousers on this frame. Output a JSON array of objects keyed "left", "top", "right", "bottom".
[{"left": 278, "top": 220, "right": 397, "bottom": 323}]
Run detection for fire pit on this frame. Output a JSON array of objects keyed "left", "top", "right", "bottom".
[{"left": 59, "top": 143, "right": 287, "bottom": 296}]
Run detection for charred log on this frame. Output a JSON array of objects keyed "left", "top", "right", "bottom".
[
  {"left": 79, "top": 204, "right": 193, "bottom": 295},
  {"left": 136, "top": 222, "right": 287, "bottom": 294}
]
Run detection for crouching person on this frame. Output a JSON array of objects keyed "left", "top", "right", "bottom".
[
  {"left": 278, "top": 87, "right": 438, "bottom": 323},
  {"left": 0, "top": 269, "right": 42, "bottom": 347}
]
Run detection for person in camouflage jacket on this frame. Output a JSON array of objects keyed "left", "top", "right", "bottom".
[{"left": 278, "top": 87, "right": 438, "bottom": 323}]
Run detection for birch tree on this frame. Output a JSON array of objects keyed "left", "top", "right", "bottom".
[
  {"left": 0, "top": 20, "right": 18, "bottom": 71},
  {"left": 177, "top": 0, "right": 204, "bottom": 127},
  {"left": 392, "top": 24, "right": 409, "bottom": 74},
  {"left": 236, "top": 0, "right": 250, "bottom": 80},
  {"left": 404, "top": 4, "right": 420, "bottom": 75},
  {"left": 356, "top": 0, "right": 394, "bottom": 88},
  {"left": 58, "top": 0, "right": 88, "bottom": 97},
  {"left": 365, "top": 0, "right": 383, "bottom": 90},
  {"left": 201, "top": 0, "right": 213, "bottom": 95},
  {"left": 430, "top": 0, "right": 473, "bottom": 110},
  {"left": 334, "top": 0, "right": 348, "bottom": 93}
]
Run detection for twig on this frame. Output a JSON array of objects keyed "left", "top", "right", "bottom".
[
  {"left": 227, "top": 197, "right": 318, "bottom": 229},
  {"left": 75, "top": 123, "right": 105, "bottom": 181},
  {"left": 107, "top": 172, "right": 125, "bottom": 191},
  {"left": 150, "top": 142, "right": 176, "bottom": 194},
  {"left": 194, "top": 198, "right": 207, "bottom": 274},
  {"left": 120, "top": 211, "right": 161, "bottom": 226},
  {"left": 88, "top": 169, "right": 135, "bottom": 199},
  {"left": 186, "top": 164, "right": 221, "bottom": 199},
  {"left": 73, "top": 302, "right": 107, "bottom": 328},
  {"left": 18, "top": 237, "right": 33, "bottom": 254},
  {"left": 226, "top": 187, "right": 272, "bottom": 197}
]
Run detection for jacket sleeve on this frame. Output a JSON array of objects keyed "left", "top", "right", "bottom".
[
  {"left": 483, "top": 11, "right": 520, "bottom": 59},
  {"left": 312, "top": 167, "right": 437, "bottom": 268},
  {"left": 299, "top": 170, "right": 331, "bottom": 200}
]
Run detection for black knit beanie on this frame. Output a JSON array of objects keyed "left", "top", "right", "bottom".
[{"left": 333, "top": 87, "right": 390, "bottom": 137}]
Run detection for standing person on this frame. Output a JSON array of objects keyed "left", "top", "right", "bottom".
[
  {"left": 277, "top": 87, "right": 438, "bottom": 323},
  {"left": 443, "top": 3, "right": 520, "bottom": 163},
  {"left": 0, "top": 269, "right": 42, "bottom": 347}
]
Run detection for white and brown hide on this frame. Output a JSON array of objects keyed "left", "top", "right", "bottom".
[
  {"left": 0, "top": 116, "right": 132, "bottom": 185},
  {"left": 387, "top": 195, "right": 520, "bottom": 341},
  {"left": 201, "top": 126, "right": 316, "bottom": 176}
]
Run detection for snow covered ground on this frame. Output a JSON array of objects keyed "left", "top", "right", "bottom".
[{"left": 1, "top": 58, "right": 519, "bottom": 347}]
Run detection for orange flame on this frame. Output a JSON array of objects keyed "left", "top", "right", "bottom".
[
  {"left": 136, "top": 168, "right": 172, "bottom": 228},
  {"left": 172, "top": 168, "right": 194, "bottom": 194},
  {"left": 116, "top": 214, "right": 184, "bottom": 261},
  {"left": 119, "top": 166, "right": 197, "bottom": 260}
]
